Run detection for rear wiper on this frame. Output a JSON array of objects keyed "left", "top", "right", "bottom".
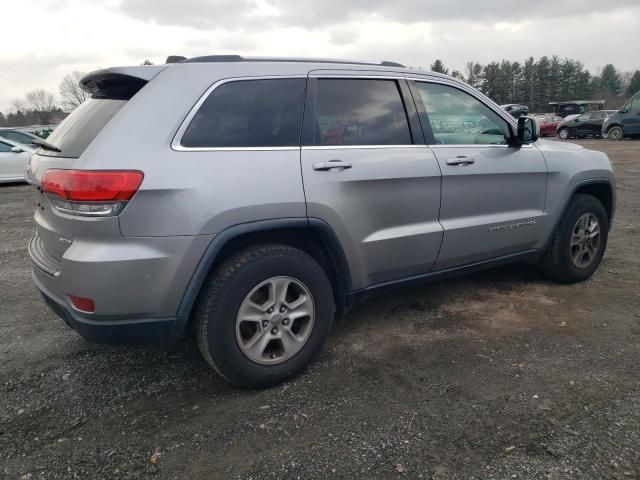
[{"left": 32, "top": 137, "right": 62, "bottom": 152}]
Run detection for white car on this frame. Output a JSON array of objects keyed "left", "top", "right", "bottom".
[{"left": 0, "top": 137, "right": 33, "bottom": 183}]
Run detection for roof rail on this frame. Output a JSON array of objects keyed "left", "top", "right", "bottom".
[{"left": 165, "top": 54, "right": 406, "bottom": 68}]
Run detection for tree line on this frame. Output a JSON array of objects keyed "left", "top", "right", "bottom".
[
  {"left": 428, "top": 56, "right": 640, "bottom": 112},
  {"left": 1, "top": 57, "right": 639, "bottom": 128}
]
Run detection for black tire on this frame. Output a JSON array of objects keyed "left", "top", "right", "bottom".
[
  {"left": 608, "top": 125, "right": 623, "bottom": 141},
  {"left": 194, "top": 244, "right": 334, "bottom": 388},
  {"left": 558, "top": 127, "right": 570, "bottom": 140},
  {"left": 539, "top": 194, "right": 609, "bottom": 283}
]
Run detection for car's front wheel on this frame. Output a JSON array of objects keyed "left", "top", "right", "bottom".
[
  {"left": 539, "top": 194, "right": 609, "bottom": 283},
  {"left": 608, "top": 126, "right": 623, "bottom": 141},
  {"left": 558, "top": 127, "right": 570, "bottom": 139},
  {"left": 195, "top": 244, "right": 334, "bottom": 388}
]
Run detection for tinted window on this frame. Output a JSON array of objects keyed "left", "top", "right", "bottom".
[
  {"left": 0, "top": 131, "right": 35, "bottom": 145},
  {"left": 0, "top": 141, "right": 12, "bottom": 152},
  {"left": 313, "top": 79, "right": 412, "bottom": 146},
  {"left": 181, "top": 78, "right": 306, "bottom": 148},
  {"left": 415, "top": 82, "right": 510, "bottom": 145},
  {"left": 42, "top": 98, "right": 126, "bottom": 158}
]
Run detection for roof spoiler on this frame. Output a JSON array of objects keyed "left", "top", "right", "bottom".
[{"left": 80, "top": 66, "right": 166, "bottom": 99}]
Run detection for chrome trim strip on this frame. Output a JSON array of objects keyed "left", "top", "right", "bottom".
[
  {"left": 171, "top": 75, "right": 307, "bottom": 152},
  {"left": 302, "top": 145, "right": 423, "bottom": 150}
]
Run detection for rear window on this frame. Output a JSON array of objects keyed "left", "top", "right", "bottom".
[
  {"left": 39, "top": 98, "right": 126, "bottom": 158},
  {"left": 180, "top": 78, "right": 306, "bottom": 148}
]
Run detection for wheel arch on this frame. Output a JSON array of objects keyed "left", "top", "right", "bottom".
[
  {"left": 173, "top": 218, "right": 352, "bottom": 336},
  {"left": 549, "top": 180, "right": 615, "bottom": 246}
]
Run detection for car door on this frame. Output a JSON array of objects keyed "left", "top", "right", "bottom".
[
  {"left": 573, "top": 113, "right": 591, "bottom": 135},
  {"left": 408, "top": 78, "right": 547, "bottom": 270},
  {"left": 0, "top": 140, "right": 27, "bottom": 181},
  {"left": 300, "top": 73, "right": 443, "bottom": 289},
  {"left": 621, "top": 96, "right": 640, "bottom": 134},
  {"left": 586, "top": 111, "right": 606, "bottom": 135}
]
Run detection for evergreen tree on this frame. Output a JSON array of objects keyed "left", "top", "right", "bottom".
[
  {"left": 600, "top": 64, "right": 622, "bottom": 96},
  {"left": 430, "top": 59, "right": 449, "bottom": 75},
  {"left": 626, "top": 71, "right": 640, "bottom": 98}
]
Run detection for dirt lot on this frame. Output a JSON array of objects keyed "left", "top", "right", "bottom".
[{"left": 1, "top": 139, "right": 639, "bottom": 480}]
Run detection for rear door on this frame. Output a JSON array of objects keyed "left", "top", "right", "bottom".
[
  {"left": 408, "top": 78, "right": 547, "bottom": 270},
  {"left": 300, "top": 73, "right": 443, "bottom": 289},
  {"left": 585, "top": 111, "right": 606, "bottom": 135}
]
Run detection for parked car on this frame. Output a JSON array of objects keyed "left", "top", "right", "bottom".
[
  {"left": 602, "top": 91, "right": 640, "bottom": 140},
  {"left": 549, "top": 100, "right": 605, "bottom": 117},
  {"left": 0, "top": 128, "right": 43, "bottom": 148},
  {"left": 0, "top": 137, "right": 33, "bottom": 183},
  {"left": 26, "top": 56, "right": 615, "bottom": 387},
  {"left": 500, "top": 104, "right": 529, "bottom": 118},
  {"left": 535, "top": 114, "right": 564, "bottom": 136},
  {"left": 557, "top": 110, "right": 610, "bottom": 139}
]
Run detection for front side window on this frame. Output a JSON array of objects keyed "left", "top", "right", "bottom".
[
  {"left": 181, "top": 78, "right": 306, "bottom": 148},
  {"left": 629, "top": 97, "right": 640, "bottom": 114},
  {"left": 414, "top": 82, "right": 510, "bottom": 145},
  {"left": 313, "top": 79, "right": 412, "bottom": 146}
]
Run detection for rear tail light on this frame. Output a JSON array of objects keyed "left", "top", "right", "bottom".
[
  {"left": 41, "top": 169, "right": 144, "bottom": 216},
  {"left": 68, "top": 294, "right": 95, "bottom": 313}
]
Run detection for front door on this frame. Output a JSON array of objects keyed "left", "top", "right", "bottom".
[
  {"left": 300, "top": 75, "right": 443, "bottom": 289},
  {"left": 409, "top": 79, "right": 548, "bottom": 270},
  {"left": 621, "top": 96, "right": 640, "bottom": 135}
]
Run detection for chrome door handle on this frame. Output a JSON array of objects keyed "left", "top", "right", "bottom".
[
  {"left": 446, "top": 156, "right": 475, "bottom": 166},
  {"left": 313, "top": 159, "right": 353, "bottom": 171}
]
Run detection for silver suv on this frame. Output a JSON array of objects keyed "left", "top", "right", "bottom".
[{"left": 27, "top": 56, "right": 616, "bottom": 387}]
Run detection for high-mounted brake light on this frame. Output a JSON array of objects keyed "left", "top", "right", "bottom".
[{"left": 40, "top": 170, "right": 144, "bottom": 217}]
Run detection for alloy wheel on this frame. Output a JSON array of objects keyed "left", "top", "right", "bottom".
[
  {"left": 236, "top": 276, "right": 315, "bottom": 365},
  {"left": 570, "top": 213, "right": 601, "bottom": 269}
]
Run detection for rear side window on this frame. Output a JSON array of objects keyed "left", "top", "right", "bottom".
[
  {"left": 313, "top": 79, "right": 412, "bottom": 146},
  {"left": 42, "top": 99, "right": 126, "bottom": 157},
  {"left": 181, "top": 78, "right": 306, "bottom": 148},
  {"left": 0, "top": 141, "right": 12, "bottom": 152}
]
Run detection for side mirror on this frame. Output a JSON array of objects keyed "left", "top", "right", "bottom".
[
  {"left": 515, "top": 116, "right": 539, "bottom": 145},
  {"left": 10, "top": 146, "right": 23, "bottom": 153}
]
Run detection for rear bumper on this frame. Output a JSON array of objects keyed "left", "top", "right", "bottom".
[{"left": 34, "top": 271, "right": 179, "bottom": 345}]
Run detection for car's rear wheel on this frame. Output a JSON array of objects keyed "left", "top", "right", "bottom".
[
  {"left": 558, "top": 127, "right": 570, "bottom": 139},
  {"left": 608, "top": 126, "right": 623, "bottom": 141},
  {"left": 539, "top": 194, "right": 608, "bottom": 283},
  {"left": 194, "top": 244, "right": 334, "bottom": 388}
]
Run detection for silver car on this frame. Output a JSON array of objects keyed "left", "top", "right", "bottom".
[
  {"left": 0, "top": 137, "right": 33, "bottom": 183},
  {"left": 27, "top": 56, "right": 616, "bottom": 387}
]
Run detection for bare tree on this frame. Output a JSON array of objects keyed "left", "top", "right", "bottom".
[
  {"left": 26, "top": 89, "right": 56, "bottom": 112},
  {"left": 10, "top": 98, "right": 27, "bottom": 113},
  {"left": 59, "top": 71, "right": 89, "bottom": 111},
  {"left": 25, "top": 89, "right": 57, "bottom": 124}
]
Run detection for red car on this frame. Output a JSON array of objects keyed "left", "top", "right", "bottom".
[{"left": 536, "top": 114, "right": 565, "bottom": 136}]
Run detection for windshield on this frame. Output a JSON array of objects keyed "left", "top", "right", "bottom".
[{"left": 39, "top": 98, "right": 126, "bottom": 158}]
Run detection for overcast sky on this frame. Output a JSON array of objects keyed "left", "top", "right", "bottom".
[{"left": 1, "top": 0, "right": 639, "bottom": 112}]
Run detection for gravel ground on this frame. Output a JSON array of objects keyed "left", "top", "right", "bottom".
[{"left": 1, "top": 139, "right": 639, "bottom": 480}]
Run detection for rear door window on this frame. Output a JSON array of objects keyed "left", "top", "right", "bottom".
[
  {"left": 180, "top": 78, "right": 306, "bottom": 148},
  {"left": 312, "top": 79, "right": 413, "bottom": 146}
]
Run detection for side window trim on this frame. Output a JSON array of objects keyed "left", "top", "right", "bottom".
[
  {"left": 407, "top": 77, "right": 517, "bottom": 147},
  {"left": 302, "top": 75, "right": 417, "bottom": 148},
  {"left": 172, "top": 75, "right": 307, "bottom": 152}
]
